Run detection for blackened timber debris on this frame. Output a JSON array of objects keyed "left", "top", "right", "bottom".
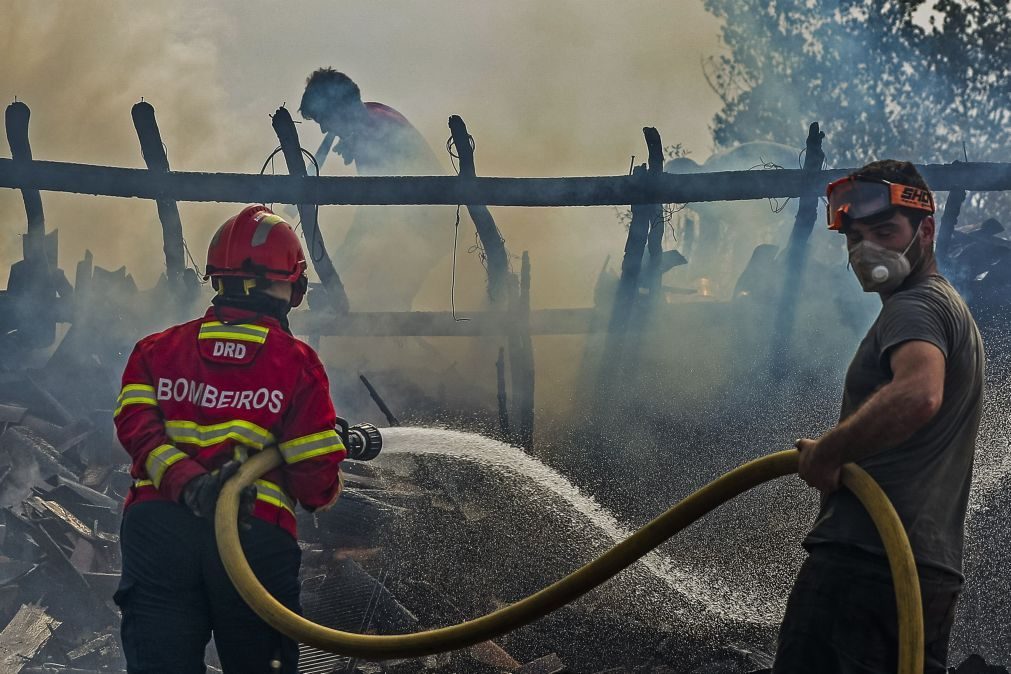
[
  {"left": 0, "top": 604, "right": 61, "bottom": 674},
  {"left": 358, "top": 373, "right": 400, "bottom": 427}
]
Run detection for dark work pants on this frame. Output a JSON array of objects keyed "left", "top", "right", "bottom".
[
  {"left": 773, "top": 544, "right": 962, "bottom": 674},
  {"left": 115, "top": 501, "right": 302, "bottom": 674}
]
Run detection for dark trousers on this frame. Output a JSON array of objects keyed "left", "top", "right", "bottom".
[
  {"left": 115, "top": 501, "right": 302, "bottom": 674},
  {"left": 773, "top": 544, "right": 962, "bottom": 674}
]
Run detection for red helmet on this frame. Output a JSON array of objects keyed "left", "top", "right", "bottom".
[{"left": 206, "top": 205, "right": 309, "bottom": 307}]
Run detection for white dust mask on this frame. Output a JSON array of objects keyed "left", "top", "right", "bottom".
[{"left": 847, "top": 224, "right": 920, "bottom": 293}]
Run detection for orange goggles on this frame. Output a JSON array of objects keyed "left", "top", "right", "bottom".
[{"left": 826, "top": 177, "right": 935, "bottom": 230}]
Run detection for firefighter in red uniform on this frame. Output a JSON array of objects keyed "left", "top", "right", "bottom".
[{"left": 113, "top": 205, "right": 346, "bottom": 673}]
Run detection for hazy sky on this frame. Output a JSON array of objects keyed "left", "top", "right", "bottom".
[{"left": 2, "top": 1, "right": 726, "bottom": 308}]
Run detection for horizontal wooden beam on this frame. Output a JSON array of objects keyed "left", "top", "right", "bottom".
[
  {"left": 2, "top": 158, "right": 1010, "bottom": 206},
  {"left": 289, "top": 303, "right": 734, "bottom": 337}
]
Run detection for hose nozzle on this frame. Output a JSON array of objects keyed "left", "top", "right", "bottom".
[{"left": 345, "top": 422, "right": 383, "bottom": 461}]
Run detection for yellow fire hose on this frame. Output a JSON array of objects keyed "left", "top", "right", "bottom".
[{"left": 215, "top": 448, "right": 923, "bottom": 673}]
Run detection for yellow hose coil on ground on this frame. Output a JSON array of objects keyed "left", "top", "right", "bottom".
[{"left": 215, "top": 449, "right": 924, "bottom": 673}]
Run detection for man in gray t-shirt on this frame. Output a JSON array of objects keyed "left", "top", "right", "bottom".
[{"left": 773, "top": 160, "right": 984, "bottom": 674}]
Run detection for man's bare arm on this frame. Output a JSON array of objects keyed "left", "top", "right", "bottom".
[{"left": 797, "top": 340, "right": 945, "bottom": 491}]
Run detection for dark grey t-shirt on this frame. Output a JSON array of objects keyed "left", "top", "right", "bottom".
[{"left": 805, "top": 275, "right": 985, "bottom": 577}]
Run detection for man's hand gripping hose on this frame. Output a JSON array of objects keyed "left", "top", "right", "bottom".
[{"left": 215, "top": 449, "right": 925, "bottom": 673}]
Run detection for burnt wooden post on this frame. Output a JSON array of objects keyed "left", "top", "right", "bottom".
[
  {"left": 131, "top": 102, "right": 186, "bottom": 290},
  {"left": 594, "top": 127, "right": 665, "bottom": 402},
  {"left": 5, "top": 103, "right": 45, "bottom": 248},
  {"left": 610, "top": 164, "right": 649, "bottom": 328},
  {"left": 782, "top": 122, "right": 825, "bottom": 266},
  {"left": 771, "top": 122, "right": 825, "bottom": 377},
  {"left": 280, "top": 132, "right": 334, "bottom": 222},
  {"left": 642, "top": 128, "right": 666, "bottom": 299},
  {"left": 609, "top": 127, "right": 664, "bottom": 332},
  {"left": 448, "top": 115, "right": 510, "bottom": 305},
  {"left": 936, "top": 166, "right": 967, "bottom": 267},
  {"left": 509, "top": 251, "right": 535, "bottom": 451},
  {"left": 4, "top": 102, "right": 58, "bottom": 348},
  {"left": 496, "top": 347, "right": 510, "bottom": 437},
  {"left": 590, "top": 127, "right": 663, "bottom": 412},
  {"left": 271, "top": 106, "right": 349, "bottom": 314},
  {"left": 447, "top": 116, "right": 529, "bottom": 446}
]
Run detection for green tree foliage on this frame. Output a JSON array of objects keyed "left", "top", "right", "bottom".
[{"left": 702, "top": 0, "right": 1011, "bottom": 171}]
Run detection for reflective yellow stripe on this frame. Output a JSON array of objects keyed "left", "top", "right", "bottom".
[
  {"left": 198, "top": 331, "right": 267, "bottom": 344},
  {"left": 114, "top": 398, "right": 159, "bottom": 418},
  {"left": 198, "top": 321, "right": 269, "bottom": 344},
  {"left": 145, "top": 444, "right": 189, "bottom": 488},
  {"left": 200, "top": 320, "right": 269, "bottom": 335},
  {"left": 136, "top": 477, "right": 294, "bottom": 516},
  {"left": 118, "top": 384, "right": 156, "bottom": 400},
  {"left": 165, "top": 419, "right": 275, "bottom": 449},
  {"left": 114, "top": 384, "right": 158, "bottom": 418},
  {"left": 278, "top": 429, "right": 346, "bottom": 464},
  {"left": 254, "top": 479, "right": 295, "bottom": 514}
]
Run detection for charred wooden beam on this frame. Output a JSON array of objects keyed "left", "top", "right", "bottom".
[
  {"left": 5, "top": 159, "right": 1011, "bottom": 206},
  {"left": 271, "top": 106, "right": 349, "bottom": 314},
  {"left": 448, "top": 116, "right": 510, "bottom": 304},
  {"left": 131, "top": 102, "right": 185, "bottom": 287}
]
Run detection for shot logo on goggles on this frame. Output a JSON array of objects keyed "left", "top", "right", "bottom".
[
  {"left": 897, "top": 185, "right": 934, "bottom": 209},
  {"left": 157, "top": 377, "right": 283, "bottom": 413}
]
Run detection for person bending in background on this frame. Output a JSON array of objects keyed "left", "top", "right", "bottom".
[
  {"left": 299, "top": 68, "right": 449, "bottom": 311},
  {"left": 114, "top": 205, "right": 346, "bottom": 673},
  {"left": 775, "top": 160, "right": 984, "bottom": 673}
]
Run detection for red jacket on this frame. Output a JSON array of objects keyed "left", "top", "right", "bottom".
[{"left": 114, "top": 306, "right": 345, "bottom": 537}]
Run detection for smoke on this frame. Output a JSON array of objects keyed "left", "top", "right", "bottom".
[
  {"left": 0, "top": 0, "right": 262, "bottom": 287},
  {"left": 0, "top": 0, "right": 876, "bottom": 454},
  {"left": 2, "top": 1, "right": 731, "bottom": 411}
]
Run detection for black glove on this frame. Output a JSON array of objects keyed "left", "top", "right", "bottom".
[{"left": 180, "top": 461, "right": 256, "bottom": 525}]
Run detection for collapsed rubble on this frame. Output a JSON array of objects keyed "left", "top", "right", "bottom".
[{"left": 1, "top": 379, "right": 1006, "bottom": 673}]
